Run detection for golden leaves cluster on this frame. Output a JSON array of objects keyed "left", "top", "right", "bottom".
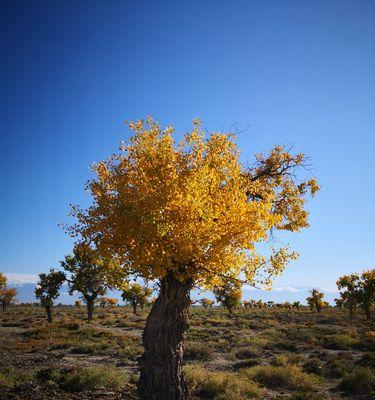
[{"left": 67, "top": 117, "right": 319, "bottom": 289}]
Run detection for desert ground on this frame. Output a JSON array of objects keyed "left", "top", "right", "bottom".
[{"left": 0, "top": 305, "right": 374, "bottom": 400}]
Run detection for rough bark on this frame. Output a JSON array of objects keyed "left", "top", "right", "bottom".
[
  {"left": 45, "top": 305, "right": 52, "bottom": 323},
  {"left": 86, "top": 298, "right": 94, "bottom": 322},
  {"left": 138, "top": 274, "right": 193, "bottom": 400}
]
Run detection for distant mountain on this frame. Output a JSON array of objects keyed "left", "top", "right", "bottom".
[{"left": 5, "top": 273, "right": 339, "bottom": 305}]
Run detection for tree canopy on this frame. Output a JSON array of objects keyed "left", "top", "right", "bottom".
[
  {"left": 67, "top": 117, "right": 319, "bottom": 289},
  {"left": 0, "top": 272, "right": 7, "bottom": 289},
  {"left": 35, "top": 269, "right": 65, "bottom": 308}
]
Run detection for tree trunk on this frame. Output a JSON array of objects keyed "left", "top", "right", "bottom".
[
  {"left": 86, "top": 299, "right": 94, "bottom": 322},
  {"left": 365, "top": 307, "right": 371, "bottom": 320},
  {"left": 45, "top": 305, "right": 52, "bottom": 323},
  {"left": 138, "top": 274, "right": 193, "bottom": 400},
  {"left": 133, "top": 304, "right": 137, "bottom": 314}
]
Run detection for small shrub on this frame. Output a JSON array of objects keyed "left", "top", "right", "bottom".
[
  {"left": 242, "top": 364, "right": 319, "bottom": 391},
  {"left": 59, "top": 366, "right": 128, "bottom": 392},
  {"left": 290, "top": 393, "right": 321, "bottom": 400},
  {"left": 357, "top": 352, "right": 375, "bottom": 368},
  {"left": 184, "top": 343, "right": 213, "bottom": 361},
  {"left": 323, "top": 334, "right": 358, "bottom": 350},
  {"left": 0, "top": 368, "right": 34, "bottom": 387},
  {"left": 303, "top": 358, "right": 323, "bottom": 375},
  {"left": 338, "top": 367, "right": 375, "bottom": 394},
  {"left": 184, "top": 365, "right": 261, "bottom": 399},
  {"left": 36, "top": 368, "right": 61, "bottom": 383},
  {"left": 232, "top": 359, "right": 260, "bottom": 371},
  {"left": 72, "top": 342, "right": 109, "bottom": 354},
  {"left": 324, "top": 358, "right": 351, "bottom": 378},
  {"left": 235, "top": 347, "right": 259, "bottom": 359}
]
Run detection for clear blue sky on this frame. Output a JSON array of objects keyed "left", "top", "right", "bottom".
[{"left": 1, "top": 0, "right": 374, "bottom": 290}]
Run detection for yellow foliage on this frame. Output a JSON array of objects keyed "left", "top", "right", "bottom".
[{"left": 67, "top": 117, "right": 319, "bottom": 288}]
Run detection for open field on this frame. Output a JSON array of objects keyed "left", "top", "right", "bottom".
[{"left": 0, "top": 305, "right": 374, "bottom": 400}]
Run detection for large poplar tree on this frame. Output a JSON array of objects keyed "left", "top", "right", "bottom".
[{"left": 66, "top": 117, "right": 319, "bottom": 400}]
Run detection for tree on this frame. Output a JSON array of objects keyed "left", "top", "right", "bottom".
[
  {"left": 99, "top": 297, "right": 118, "bottom": 307},
  {"left": 75, "top": 300, "right": 82, "bottom": 308},
  {"left": 283, "top": 301, "right": 292, "bottom": 310},
  {"left": 0, "top": 272, "right": 7, "bottom": 289},
  {"left": 61, "top": 244, "right": 124, "bottom": 322},
  {"left": 122, "top": 283, "right": 153, "bottom": 314},
  {"left": 306, "top": 289, "right": 325, "bottom": 312},
  {"left": 337, "top": 273, "right": 360, "bottom": 319},
  {"left": 214, "top": 281, "right": 242, "bottom": 315},
  {"left": 293, "top": 301, "right": 301, "bottom": 309},
  {"left": 200, "top": 298, "right": 215, "bottom": 309},
  {"left": 66, "top": 117, "right": 319, "bottom": 400},
  {"left": 0, "top": 288, "right": 17, "bottom": 311},
  {"left": 357, "top": 269, "right": 375, "bottom": 320},
  {"left": 35, "top": 269, "right": 65, "bottom": 322},
  {"left": 243, "top": 300, "right": 251, "bottom": 308}
]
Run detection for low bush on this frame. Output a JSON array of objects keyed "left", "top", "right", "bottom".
[
  {"left": 357, "top": 351, "right": 375, "bottom": 368},
  {"left": 290, "top": 393, "right": 321, "bottom": 400},
  {"left": 234, "top": 347, "right": 259, "bottom": 359},
  {"left": 59, "top": 365, "right": 128, "bottom": 392},
  {"left": 184, "top": 343, "right": 213, "bottom": 361},
  {"left": 338, "top": 367, "right": 375, "bottom": 394},
  {"left": 241, "top": 364, "right": 319, "bottom": 391},
  {"left": 184, "top": 364, "right": 261, "bottom": 399},
  {"left": 323, "top": 334, "right": 358, "bottom": 350}
]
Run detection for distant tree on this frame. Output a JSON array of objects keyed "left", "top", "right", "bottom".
[
  {"left": 0, "top": 288, "right": 17, "bottom": 311},
  {"left": 75, "top": 300, "right": 82, "bottom": 308},
  {"left": 283, "top": 301, "right": 292, "bottom": 310},
  {"left": 107, "top": 297, "right": 118, "bottom": 307},
  {"left": 35, "top": 270, "right": 65, "bottom": 322},
  {"left": 0, "top": 272, "right": 7, "bottom": 289},
  {"left": 337, "top": 274, "right": 360, "bottom": 319},
  {"left": 256, "top": 300, "right": 264, "bottom": 309},
  {"left": 61, "top": 244, "right": 124, "bottom": 322},
  {"left": 99, "top": 297, "right": 118, "bottom": 308},
  {"left": 357, "top": 269, "right": 375, "bottom": 320},
  {"left": 243, "top": 300, "right": 251, "bottom": 308},
  {"left": 122, "top": 283, "right": 153, "bottom": 314},
  {"left": 65, "top": 117, "right": 319, "bottom": 400},
  {"left": 214, "top": 282, "right": 242, "bottom": 315},
  {"left": 200, "top": 298, "right": 215, "bottom": 309},
  {"left": 293, "top": 301, "right": 301, "bottom": 309},
  {"left": 334, "top": 298, "right": 344, "bottom": 309},
  {"left": 306, "top": 289, "right": 325, "bottom": 312}
]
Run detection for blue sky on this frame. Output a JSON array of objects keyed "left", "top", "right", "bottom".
[{"left": 1, "top": 0, "right": 374, "bottom": 291}]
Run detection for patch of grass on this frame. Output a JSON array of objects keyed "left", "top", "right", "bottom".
[
  {"left": 323, "top": 334, "right": 358, "bottom": 350},
  {"left": 290, "top": 393, "right": 321, "bottom": 400},
  {"left": 72, "top": 342, "right": 110, "bottom": 354},
  {"left": 184, "top": 343, "right": 213, "bottom": 361},
  {"left": 357, "top": 351, "right": 375, "bottom": 368},
  {"left": 241, "top": 364, "right": 320, "bottom": 391},
  {"left": 338, "top": 367, "right": 375, "bottom": 394},
  {"left": 0, "top": 368, "right": 35, "bottom": 387},
  {"left": 184, "top": 364, "right": 261, "bottom": 399},
  {"left": 234, "top": 347, "right": 259, "bottom": 360},
  {"left": 302, "top": 358, "right": 323, "bottom": 375},
  {"left": 59, "top": 365, "right": 128, "bottom": 392},
  {"left": 324, "top": 358, "right": 351, "bottom": 378}
]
